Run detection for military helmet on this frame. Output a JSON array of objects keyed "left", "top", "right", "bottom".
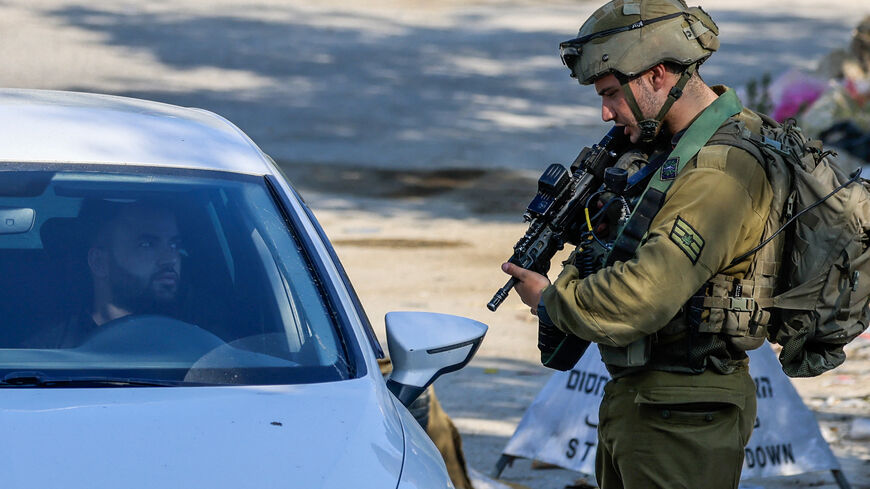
[{"left": 560, "top": 0, "right": 720, "bottom": 85}]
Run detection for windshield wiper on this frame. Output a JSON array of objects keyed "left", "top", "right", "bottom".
[{"left": 0, "top": 371, "right": 194, "bottom": 388}]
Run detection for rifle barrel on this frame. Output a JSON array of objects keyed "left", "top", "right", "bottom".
[{"left": 487, "top": 277, "right": 518, "bottom": 311}]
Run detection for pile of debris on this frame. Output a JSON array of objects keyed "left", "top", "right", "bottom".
[{"left": 743, "top": 16, "right": 870, "bottom": 163}]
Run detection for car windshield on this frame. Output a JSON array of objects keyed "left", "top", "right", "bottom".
[{"left": 0, "top": 166, "right": 353, "bottom": 386}]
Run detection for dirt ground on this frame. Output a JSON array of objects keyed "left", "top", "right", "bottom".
[
  {"left": 282, "top": 163, "right": 870, "bottom": 489},
  {"left": 1, "top": 0, "right": 864, "bottom": 171},
  {"left": 1, "top": 0, "right": 867, "bottom": 486}
]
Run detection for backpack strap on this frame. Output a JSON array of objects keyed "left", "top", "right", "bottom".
[{"left": 682, "top": 117, "right": 794, "bottom": 347}]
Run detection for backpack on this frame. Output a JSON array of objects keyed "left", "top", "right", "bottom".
[{"left": 711, "top": 113, "right": 870, "bottom": 377}]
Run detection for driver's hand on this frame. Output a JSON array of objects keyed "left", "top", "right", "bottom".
[{"left": 501, "top": 262, "right": 551, "bottom": 315}]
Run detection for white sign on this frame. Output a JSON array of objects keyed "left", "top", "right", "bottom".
[{"left": 502, "top": 343, "right": 840, "bottom": 480}]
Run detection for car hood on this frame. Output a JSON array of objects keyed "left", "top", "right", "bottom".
[{"left": 0, "top": 378, "right": 406, "bottom": 489}]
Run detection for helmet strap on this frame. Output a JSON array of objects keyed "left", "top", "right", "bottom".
[{"left": 618, "top": 63, "right": 698, "bottom": 144}]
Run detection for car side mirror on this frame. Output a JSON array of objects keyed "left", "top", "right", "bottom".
[{"left": 385, "top": 311, "right": 487, "bottom": 407}]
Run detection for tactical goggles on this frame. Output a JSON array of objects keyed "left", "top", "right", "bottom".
[{"left": 559, "top": 11, "right": 685, "bottom": 75}]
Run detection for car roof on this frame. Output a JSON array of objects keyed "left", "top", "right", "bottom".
[{"left": 0, "top": 89, "right": 275, "bottom": 175}]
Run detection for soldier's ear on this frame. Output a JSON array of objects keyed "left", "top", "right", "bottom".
[
  {"left": 647, "top": 64, "right": 671, "bottom": 93},
  {"left": 88, "top": 247, "right": 109, "bottom": 278}
]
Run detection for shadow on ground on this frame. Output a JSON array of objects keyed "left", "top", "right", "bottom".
[
  {"left": 48, "top": 2, "right": 594, "bottom": 170},
  {"left": 432, "top": 357, "right": 561, "bottom": 483},
  {"left": 278, "top": 161, "right": 538, "bottom": 220},
  {"left": 19, "top": 2, "right": 856, "bottom": 224},
  {"left": 35, "top": 2, "right": 857, "bottom": 174}
]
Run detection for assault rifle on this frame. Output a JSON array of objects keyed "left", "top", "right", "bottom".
[{"left": 487, "top": 126, "right": 630, "bottom": 312}]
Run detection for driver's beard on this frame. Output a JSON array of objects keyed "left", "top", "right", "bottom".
[{"left": 108, "top": 258, "right": 180, "bottom": 317}]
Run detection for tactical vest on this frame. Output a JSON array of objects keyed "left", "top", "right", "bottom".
[{"left": 601, "top": 90, "right": 765, "bottom": 376}]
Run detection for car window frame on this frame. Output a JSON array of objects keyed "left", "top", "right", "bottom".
[
  {"left": 287, "top": 182, "right": 385, "bottom": 359},
  {"left": 263, "top": 173, "right": 369, "bottom": 376},
  {"left": 0, "top": 163, "right": 366, "bottom": 381}
]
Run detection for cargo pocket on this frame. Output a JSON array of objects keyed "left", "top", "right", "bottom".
[
  {"left": 625, "top": 386, "right": 748, "bottom": 488},
  {"left": 634, "top": 386, "right": 747, "bottom": 445},
  {"left": 643, "top": 401, "right": 736, "bottom": 426},
  {"left": 697, "top": 275, "right": 767, "bottom": 351}
]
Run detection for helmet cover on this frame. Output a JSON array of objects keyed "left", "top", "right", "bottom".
[{"left": 560, "top": 0, "right": 719, "bottom": 84}]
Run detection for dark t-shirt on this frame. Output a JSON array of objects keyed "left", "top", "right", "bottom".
[{"left": 26, "top": 310, "right": 99, "bottom": 348}]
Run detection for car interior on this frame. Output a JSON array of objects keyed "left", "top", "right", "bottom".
[{"left": 0, "top": 168, "right": 350, "bottom": 384}]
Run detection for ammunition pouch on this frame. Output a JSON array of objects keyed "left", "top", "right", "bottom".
[
  {"left": 688, "top": 274, "right": 773, "bottom": 351},
  {"left": 600, "top": 273, "right": 773, "bottom": 373}
]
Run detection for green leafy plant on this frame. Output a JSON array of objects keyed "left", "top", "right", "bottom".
[{"left": 745, "top": 72, "right": 773, "bottom": 115}]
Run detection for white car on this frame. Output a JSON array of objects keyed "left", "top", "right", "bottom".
[{"left": 0, "top": 89, "right": 486, "bottom": 488}]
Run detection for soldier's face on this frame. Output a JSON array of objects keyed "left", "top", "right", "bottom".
[{"left": 594, "top": 73, "right": 658, "bottom": 143}]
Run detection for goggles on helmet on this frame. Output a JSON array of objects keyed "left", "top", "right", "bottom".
[{"left": 559, "top": 11, "right": 685, "bottom": 77}]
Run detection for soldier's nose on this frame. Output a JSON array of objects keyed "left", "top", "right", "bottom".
[{"left": 601, "top": 104, "right": 615, "bottom": 122}]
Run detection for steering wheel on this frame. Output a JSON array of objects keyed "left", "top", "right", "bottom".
[{"left": 76, "top": 314, "right": 226, "bottom": 363}]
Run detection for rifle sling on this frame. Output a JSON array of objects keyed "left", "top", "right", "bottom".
[{"left": 608, "top": 187, "right": 666, "bottom": 264}]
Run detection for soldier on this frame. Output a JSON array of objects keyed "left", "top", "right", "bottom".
[{"left": 501, "top": 1, "right": 772, "bottom": 488}]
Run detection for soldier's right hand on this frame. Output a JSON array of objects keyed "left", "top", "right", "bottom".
[{"left": 501, "top": 262, "right": 551, "bottom": 315}]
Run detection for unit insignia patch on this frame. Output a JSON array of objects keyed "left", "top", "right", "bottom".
[{"left": 660, "top": 157, "right": 679, "bottom": 181}]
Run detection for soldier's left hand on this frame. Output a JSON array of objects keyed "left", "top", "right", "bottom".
[{"left": 501, "top": 262, "right": 551, "bottom": 315}]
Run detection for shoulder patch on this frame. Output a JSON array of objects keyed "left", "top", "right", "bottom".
[{"left": 669, "top": 216, "right": 705, "bottom": 264}]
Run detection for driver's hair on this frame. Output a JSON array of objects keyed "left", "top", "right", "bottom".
[{"left": 79, "top": 199, "right": 178, "bottom": 250}]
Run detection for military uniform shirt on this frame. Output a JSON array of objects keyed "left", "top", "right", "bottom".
[{"left": 541, "top": 106, "right": 773, "bottom": 351}]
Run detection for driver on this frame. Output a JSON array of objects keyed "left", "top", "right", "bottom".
[
  {"left": 29, "top": 200, "right": 184, "bottom": 348},
  {"left": 88, "top": 201, "right": 183, "bottom": 327}
]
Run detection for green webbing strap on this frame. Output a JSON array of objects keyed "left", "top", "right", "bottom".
[
  {"left": 652, "top": 64, "right": 697, "bottom": 124},
  {"left": 606, "top": 88, "right": 743, "bottom": 265},
  {"left": 649, "top": 88, "right": 743, "bottom": 192},
  {"left": 620, "top": 82, "right": 648, "bottom": 133}
]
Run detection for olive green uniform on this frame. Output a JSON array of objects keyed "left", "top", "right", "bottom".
[{"left": 541, "top": 90, "right": 772, "bottom": 489}]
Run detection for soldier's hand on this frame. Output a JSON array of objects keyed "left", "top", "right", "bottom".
[{"left": 501, "top": 262, "right": 551, "bottom": 315}]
